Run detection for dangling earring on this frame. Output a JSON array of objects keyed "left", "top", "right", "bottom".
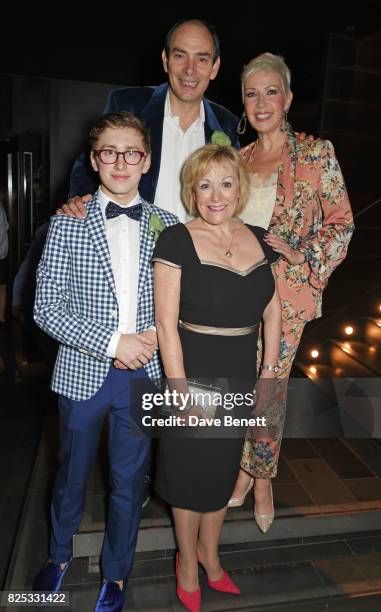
[
  {"left": 237, "top": 111, "right": 247, "bottom": 135},
  {"left": 280, "top": 108, "right": 289, "bottom": 133}
]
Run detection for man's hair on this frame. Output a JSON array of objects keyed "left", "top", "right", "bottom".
[
  {"left": 89, "top": 112, "right": 151, "bottom": 154},
  {"left": 181, "top": 144, "right": 251, "bottom": 216},
  {"left": 164, "top": 19, "right": 220, "bottom": 64}
]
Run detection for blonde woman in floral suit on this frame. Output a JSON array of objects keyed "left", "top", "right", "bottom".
[{"left": 229, "top": 53, "right": 354, "bottom": 532}]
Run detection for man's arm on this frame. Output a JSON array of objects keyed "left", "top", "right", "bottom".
[
  {"left": 35, "top": 218, "right": 157, "bottom": 367},
  {"left": 34, "top": 219, "right": 114, "bottom": 361}
]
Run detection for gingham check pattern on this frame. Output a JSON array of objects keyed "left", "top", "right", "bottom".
[{"left": 34, "top": 195, "right": 177, "bottom": 400}]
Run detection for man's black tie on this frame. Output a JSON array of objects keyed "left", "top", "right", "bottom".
[{"left": 105, "top": 201, "right": 143, "bottom": 221}]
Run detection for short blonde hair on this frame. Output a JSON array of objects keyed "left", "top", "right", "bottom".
[
  {"left": 89, "top": 111, "right": 151, "bottom": 154},
  {"left": 181, "top": 144, "right": 251, "bottom": 216},
  {"left": 241, "top": 52, "right": 291, "bottom": 100}
]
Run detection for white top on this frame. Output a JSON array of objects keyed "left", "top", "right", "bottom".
[
  {"left": 154, "top": 92, "right": 205, "bottom": 222},
  {"left": 97, "top": 187, "right": 141, "bottom": 358},
  {"left": 0, "top": 206, "right": 9, "bottom": 260},
  {"left": 239, "top": 173, "right": 277, "bottom": 229}
]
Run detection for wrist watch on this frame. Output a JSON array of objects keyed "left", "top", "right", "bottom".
[{"left": 261, "top": 364, "right": 280, "bottom": 373}]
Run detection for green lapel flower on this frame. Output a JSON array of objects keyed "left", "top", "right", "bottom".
[
  {"left": 211, "top": 130, "right": 231, "bottom": 146},
  {"left": 148, "top": 213, "right": 166, "bottom": 242}
]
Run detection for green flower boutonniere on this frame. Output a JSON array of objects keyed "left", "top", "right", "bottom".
[
  {"left": 148, "top": 213, "right": 166, "bottom": 242},
  {"left": 211, "top": 131, "right": 231, "bottom": 146}
]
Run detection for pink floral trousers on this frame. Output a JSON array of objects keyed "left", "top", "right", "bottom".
[{"left": 240, "top": 318, "right": 306, "bottom": 479}]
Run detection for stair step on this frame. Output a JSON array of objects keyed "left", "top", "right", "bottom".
[
  {"left": 294, "top": 363, "right": 381, "bottom": 438},
  {"left": 30, "top": 530, "right": 381, "bottom": 611},
  {"left": 364, "top": 317, "right": 381, "bottom": 346},
  {"left": 7, "top": 415, "right": 381, "bottom": 607},
  {"left": 295, "top": 362, "right": 344, "bottom": 380},
  {"left": 73, "top": 507, "right": 381, "bottom": 558},
  {"left": 127, "top": 530, "right": 381, "bottom": 609},
  {"left": 329, "top": 339, "right": 381, "bottom": 376}
]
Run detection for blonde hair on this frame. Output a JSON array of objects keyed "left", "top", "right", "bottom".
[
  {"left": 241, "top": 52, "right": 291, "bottom": 100},
  {"left": 89, "top": 111, "right": 151, "bottom": 154},
  {"left": 181, "top": 144, "right": 250, "bottom": 216}
]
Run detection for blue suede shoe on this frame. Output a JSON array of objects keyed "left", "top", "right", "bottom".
[
  {"left": 94, "top": 581, "right": 125, "bottom": 612},
  {"left": 33, "top": 557, "right": 72, "bottom": 592}
]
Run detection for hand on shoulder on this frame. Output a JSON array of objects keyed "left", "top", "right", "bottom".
[
  {"left": 55, "top": 194, "right": 92, "bottom": 219},
  {"left": 295, "top": 131, "right": 315, "bottom": 143}
]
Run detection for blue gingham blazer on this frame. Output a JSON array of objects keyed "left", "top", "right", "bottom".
[{"left": 34, "top": 195, "right": 178, "bottom": 401}]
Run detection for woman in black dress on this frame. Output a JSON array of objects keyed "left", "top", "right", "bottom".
[{"left": 153, "top": 144, "right": 281, "bottom": 611}]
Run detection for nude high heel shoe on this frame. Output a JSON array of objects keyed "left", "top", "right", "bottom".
[
  {"left": 254, "top": 481, "right": 274, "bottom": 533},
  {"left": 228, "top": 477, "right": 254, "bottom": 508}
]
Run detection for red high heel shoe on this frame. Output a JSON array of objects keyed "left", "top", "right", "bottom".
[
  {"left": 175, "top": 553, "right": 201, "bottom": 612},
  {"left": 207, "top": 571, "right": 240, "bottom": 595},
  {"left": 197, "top": 555, "right": 240, "bottom": 595}
]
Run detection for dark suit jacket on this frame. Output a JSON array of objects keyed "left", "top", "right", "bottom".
[{"left": 69, "top": 83, "right": 239, "bottom": 201}]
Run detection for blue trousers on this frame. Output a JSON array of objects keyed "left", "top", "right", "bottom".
[{"left": 50, "top": 366, "right": 152, "bottom": 581}]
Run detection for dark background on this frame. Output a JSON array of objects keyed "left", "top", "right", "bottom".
[
  {"left": 1, "top": 3, "right": 380, "bottom": 117},
  {"left": 0, "top": 5, "right": 381, "bottom": 598},
  {"left": 0, "top": 3, "right": 380, "bottom": 277}
]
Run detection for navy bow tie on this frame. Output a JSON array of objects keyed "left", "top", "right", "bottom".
[{"left": 105, "top": 201, "right": 143, "bottom": 221}]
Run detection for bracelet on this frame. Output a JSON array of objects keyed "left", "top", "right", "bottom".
[{"left": 261, "top": 364, "right": 279, "bottom": 373}]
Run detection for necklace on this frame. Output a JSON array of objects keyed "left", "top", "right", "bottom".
[
  {"left": 223, "top": 221, "right": 235, "bottom": 257},
  {"left": 198, "top": 219, "right": 237, "bottom": 258}
]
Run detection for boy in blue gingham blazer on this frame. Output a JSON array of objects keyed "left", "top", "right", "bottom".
[
  {"left": 34, "top": 191, "right": 176, "bottom": 400},
  {"left": 33, "top": 112, "right": 177, "bottom": 609}
]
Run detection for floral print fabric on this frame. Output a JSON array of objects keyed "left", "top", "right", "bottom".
[
  {"left": 241, "top": 126, "right": 354, "bottom": 322},
  {"left": 239, "top": 126, "right": 354, "bottom": 478}
]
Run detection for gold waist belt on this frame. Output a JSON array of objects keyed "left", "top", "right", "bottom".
[{"left": 179, "top": 320, "right": 258, "bottom": 336}]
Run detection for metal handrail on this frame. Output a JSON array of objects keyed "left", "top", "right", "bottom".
[{"left": 353, "top": 196, "right": 381, "bottom": 220}]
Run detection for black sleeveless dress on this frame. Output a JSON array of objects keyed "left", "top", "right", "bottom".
[{"left": 152, "top": 223, "right": 278, "bottom": 511}]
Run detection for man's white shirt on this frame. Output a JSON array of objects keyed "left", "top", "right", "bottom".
[
  {"left": 154, "top": 93, "right": 204, "bottom": 222},
  {"left": 97, "top": 187, "right": 141, "bottom": 358}
]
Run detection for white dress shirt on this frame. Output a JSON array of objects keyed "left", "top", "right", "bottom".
[
  {"left": 97, "top": 187, "right": 141, "bottom": 358},
  {"left": 154, "top": 92, "right": 205, "bottom": 222}
]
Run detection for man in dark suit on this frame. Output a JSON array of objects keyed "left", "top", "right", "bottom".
[{"left": 68, "top": 19, "right": 239, "bottom": 222}]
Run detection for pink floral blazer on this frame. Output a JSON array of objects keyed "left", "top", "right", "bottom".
[{"left": 241, "top": 126, "right": 354, "bottom": 322}]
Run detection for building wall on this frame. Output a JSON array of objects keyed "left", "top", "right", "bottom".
[{"left": 0, "top": 74, "right": 121, "bottom": 207}]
